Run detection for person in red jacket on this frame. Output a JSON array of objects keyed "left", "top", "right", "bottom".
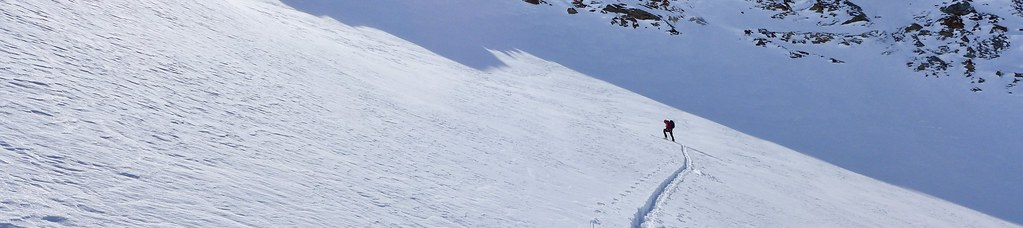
[{"left": 663, "top": 119, "right": 675, "bottom": 142}]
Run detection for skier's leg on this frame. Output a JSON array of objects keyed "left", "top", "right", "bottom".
[
  {"left": 669, "top": 130, "right": 675, "bottom": 141},
  {"left": 663, "top": 129, "right": 668, "bottom": 139}
]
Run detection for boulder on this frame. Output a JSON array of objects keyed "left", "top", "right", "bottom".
[{"left": 941, "top": 1, "right": 976, "bottom": 16}]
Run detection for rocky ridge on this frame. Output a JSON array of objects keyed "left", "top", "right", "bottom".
[{"left": 525, "top": 0, "right": 1022, "bottom": 93}]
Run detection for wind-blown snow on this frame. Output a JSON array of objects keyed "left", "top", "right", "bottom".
[{"left": 0, "top": 0, "right": 1014, "bottom": 227}]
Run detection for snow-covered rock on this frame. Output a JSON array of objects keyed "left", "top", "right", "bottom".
[{"left": 529, "top": 0, "right": 1023, "bottom": 93}]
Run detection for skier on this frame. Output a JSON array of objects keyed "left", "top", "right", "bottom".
[{"left": 663, "top": 119, "right": 675, "bottom": 142}]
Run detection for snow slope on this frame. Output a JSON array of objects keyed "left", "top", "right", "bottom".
[
  {"left": 281, "top": 0, "right": 1023, "bottom": 224},
  {"left": 0, "top": 0, "right": 1014, "bottom": 227}
]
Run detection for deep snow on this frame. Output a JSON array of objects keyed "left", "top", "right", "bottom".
[{"left": 0, "top": 0, "right": 1016, "bottom": 227}]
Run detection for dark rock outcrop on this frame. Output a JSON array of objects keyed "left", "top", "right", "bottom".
[
  {"left": 545, "top": 1, "right": 682, "bottom": 35},
  {"left": 755, "top": 0, "right": 869, "bottom": 25},
  {"left": 603, "top": 4, "right": 660, "bottom": 21},
  {"left": 940, "top": 1, "right": 976, "bottom": 16}
]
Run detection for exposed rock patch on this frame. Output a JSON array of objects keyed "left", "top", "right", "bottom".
[{"left": 891, "top": 0, "right": 1014, "bottom": 91}]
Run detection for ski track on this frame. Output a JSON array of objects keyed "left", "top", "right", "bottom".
[{"left": 632, "top": 143, "right": 693, "bottom": 228}]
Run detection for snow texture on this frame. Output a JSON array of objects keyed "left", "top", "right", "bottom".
[{"left": 0, "top": 0, "right": 1016, "bottom": 227}]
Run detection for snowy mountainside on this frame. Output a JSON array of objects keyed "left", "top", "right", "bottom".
[
  {"left": 528, "top": 0, "right": 1023, "bottom": 93},
  {"left": 503, "top": 0, "right": 1023, "bottom": 223},
  {"left": 0, "top": 0, "right": 1015, "bottom": 227}
]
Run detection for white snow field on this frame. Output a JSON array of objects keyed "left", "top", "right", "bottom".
[
  {"left": 0, "top": 0, "right": 1014, "bottom": 227},
  {"left": 282, "top": 0, "right": 1023, "bottom": 224}
]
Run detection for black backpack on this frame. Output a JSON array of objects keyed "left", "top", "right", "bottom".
[{"left": 668, "top": 120, "right": 675, "bottom": 129}]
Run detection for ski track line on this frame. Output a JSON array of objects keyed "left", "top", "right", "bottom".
[{"left": 631, "top": 143, "right": 692, "bottom": 228}]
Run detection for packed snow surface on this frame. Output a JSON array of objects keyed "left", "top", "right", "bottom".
[{"left": 0, "top": 0, "right": 1015, "bottom": 227}]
